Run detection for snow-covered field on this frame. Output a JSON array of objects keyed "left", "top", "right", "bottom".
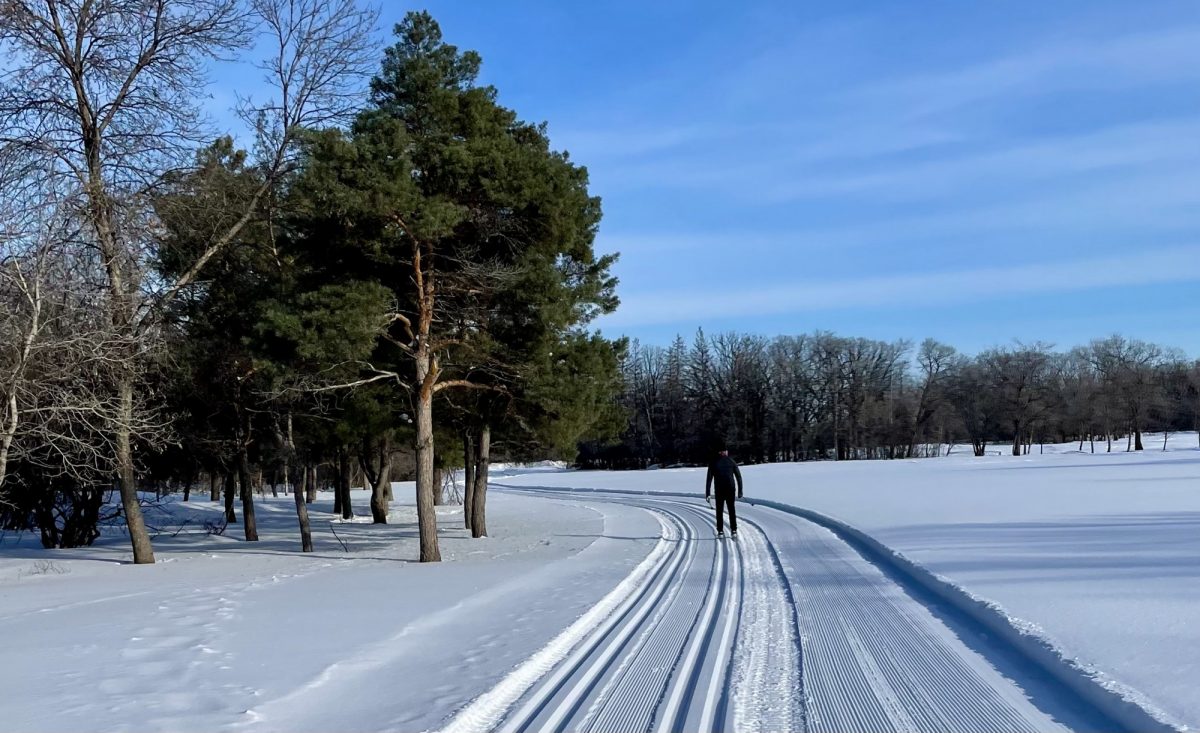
[
  {"left": 501, "top": 433, "right": 1200, "bottom": 730},
  {"left": 0, "top": 488, "right": 660, "bottom": 732},
  {"left": 1, "top": 436, "right": 1197, "bottom": 731}
]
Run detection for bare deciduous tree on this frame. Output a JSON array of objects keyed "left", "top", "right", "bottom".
[{"left": 0, "top": 0, "right": 377, "bottom": 562}]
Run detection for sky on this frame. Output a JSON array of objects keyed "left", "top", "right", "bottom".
[{"left": 213, "top": 1, "right": 1200, "bottom": 355}]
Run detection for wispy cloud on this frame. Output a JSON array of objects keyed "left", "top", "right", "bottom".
[
  {"left": 581, "top": 22, "right": 1200, "bottom": 201},
  {"left": 603, "top": 245, "right": 1200, "bottom": 328},
  {"left": 764, "top": 117, "right": 1200, "bottom": 203},
  {"left": 844, "top": 25, "right": 1200, "bottom": 119}
]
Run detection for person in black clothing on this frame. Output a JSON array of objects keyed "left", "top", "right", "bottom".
[{"left": 705, "top": 448, "right": 743, "bottom": 538}]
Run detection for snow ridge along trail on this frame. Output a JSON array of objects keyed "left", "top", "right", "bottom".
[
  {"left": 489, "top": 480, "right": 1139, "bottom": 733},
  {"left": 729, "top": 514, "right": 805, "bottom": 733}
]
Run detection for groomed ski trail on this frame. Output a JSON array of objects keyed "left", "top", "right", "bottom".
[
  {"left": 442, "top": 484, "right": 1144, "bottom": 733},
  {"left": 437, "top": 491, "right": 804, "bottom": 733}
]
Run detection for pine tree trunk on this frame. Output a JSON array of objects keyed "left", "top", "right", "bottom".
[
  {"left": 116, "top": 379, "right": 155, "bottom": 563},
  {"left": 370, "top": 437, "right": 392, "bottom": 524},
  {"left": 238, "top": 441, "right": 258, "bottom": 542},
  {"left": 306, "top": 465, "right": 317, "bottom": 504},
  {"left": 295, "top": 460, "right": 314, "bottom": 553},
  {"left": 433, "top": 465, "right": 444, "bottom": 506},
  {"left": 463, "top": 431, "right": 475, "bottom": 530},
  {"left": 224, "top": 471, "right": 237, "bottom": 523},
  {"left": 283, "top": 414, "right": 312, "bottom": 551},
  {"left": 414, "top": 390, "right": 440, "bottom": 561},
  {"left": 471, "top": 424, "right": 491, "bottom": 538},
  {"left": 210, "top": 472, "right": 219, "bottom": 502},
  {"left": 333, "top": 453, "right": 343, "bottom": 515},
  {"left": 337, "top": 449, "right": 353, "bottom": 520}
]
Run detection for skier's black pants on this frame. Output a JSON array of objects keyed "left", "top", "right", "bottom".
[{"left": 714, "top": 491, "right": 737, "bottom": 534}]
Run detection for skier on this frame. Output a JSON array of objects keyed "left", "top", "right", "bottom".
[{"left": 705, "top": 446, "right": 743, "bottom": 538}]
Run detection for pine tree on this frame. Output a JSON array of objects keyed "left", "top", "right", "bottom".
[{"left": 285, "top": 11, "right": 617, "bottom": 559}]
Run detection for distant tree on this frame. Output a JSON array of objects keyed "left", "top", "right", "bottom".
[
  {"left": 908, "top": 339, "right": 958, "bottom": 457},
  {"left": 1088, "top": 336, "right": 1169, "bottom": 451},
  {"left": 978, "top": 343, "right": 1056, "bottom": 456}
]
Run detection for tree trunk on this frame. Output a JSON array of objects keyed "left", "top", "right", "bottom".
[
  {"left": 295, "top": 459, "right": 314, "bottom": 553},
  {"left": 333, "top": 454, "right": 343, "bottom": 515},
  {"left": 183, "top": 480, "right": 191, "bottom": 502},
  {"left": 471, "top": 424, "right": 491, "bottom": 538},
  {"left": 224, "top": 472, "right": 237, "bottom": 523},
  {"left": 282, "top": 415, "right": 311, "bottom": 551},
  {"left": 238, "top": 441, "right": 258, "bottom": 542},
  {"left": 370, "top": 437, "right": 392, "bottom": 524},
  {"left": 463, "top": 431, "right": 475, "bottom": 529},
  {"left": 306, "top": 465, "right": 317, "bottom": 504},
  {"left": 210, "top": 472, "right": 219, "bottom": 502},
  {"left": 337, "top": 449, "right": 353, "bottom": 520},
  {"left": 1134, "top": 425, "right": 1144, "bottom": 451},
  {"left": 414, "top": 352, "right": 441, "bottom": 562},
  {"left": 433, "top": 465, "right": 444, "bottom": 506},
  {"left": 116, "top": 379, "right": 155, "bottom": 563},
  {"left": 1011, "top": 421, "right": 1022, "bottom": 457}
]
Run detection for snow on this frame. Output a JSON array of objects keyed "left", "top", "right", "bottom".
[
  {"left": 500, "top": 433, "right": 1200, "bottom": 729},
  {"left": 0, "top": 487, "right": 661, "bottom": 732},
  {"left": 439, "top": 509, "right": 671, "bottom": 733},
  {"left": 2, "top": 436, "right": 1197, "bottom": 731}
]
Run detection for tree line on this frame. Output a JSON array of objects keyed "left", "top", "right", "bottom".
[
  {"left": 583, "top": 331, "right": 1200, "bottom": 469},
  {"left": 0, "top": 5, "right": 624, "bottom": 561}
]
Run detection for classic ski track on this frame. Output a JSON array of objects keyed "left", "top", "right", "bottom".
[
  {"left": 493, "top": 492, "right": 810, "bottom": 733},
  {"left": 500, "top": 496, "right": 740, "bottom": 733},
  {"left": 650, "top": 501, "right": 738, "bottom": 733},
  {"left": 579, "top": 503, "right": 701, "bottom": 732},
  {"left": 496, "top": 485, "right": 1136, "bottom": 733}
]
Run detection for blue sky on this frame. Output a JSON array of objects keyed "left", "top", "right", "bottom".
[{"left": 216, "top": 1, "right": 1200, "bottom": 354}]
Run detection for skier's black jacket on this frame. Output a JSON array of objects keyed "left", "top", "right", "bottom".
[{"left": 705, "top": 455, "right": 743, "bottom": 499}]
